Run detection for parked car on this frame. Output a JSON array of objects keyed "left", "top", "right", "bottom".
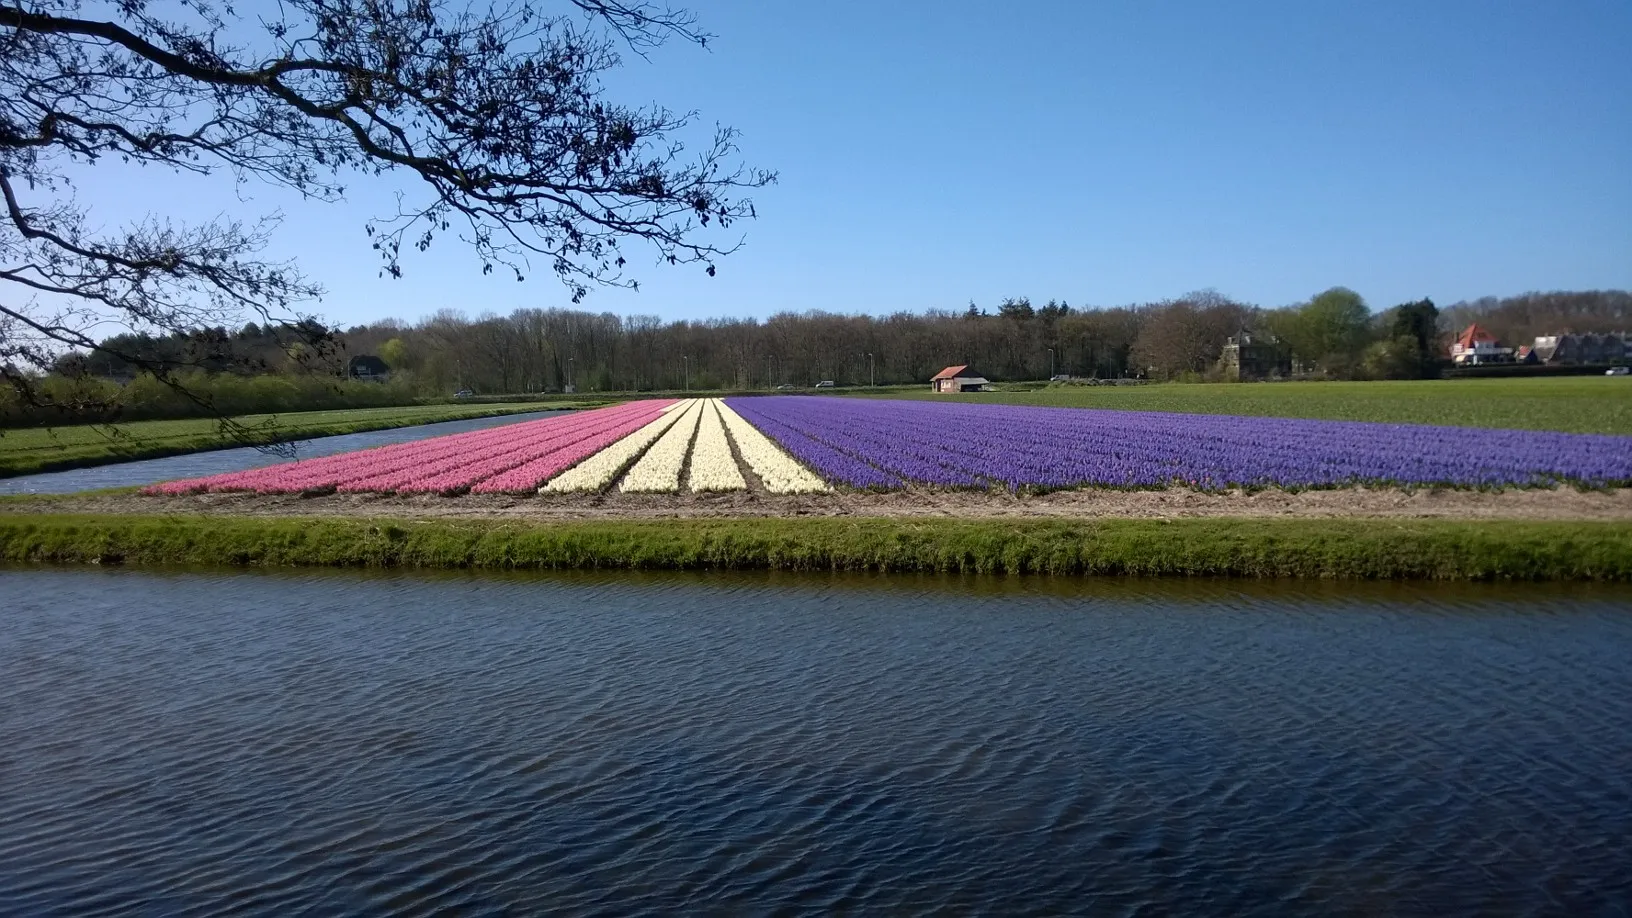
[
  {"left": 454, "top": 388, "right": 475, "bottom": 398},
  {"left": 814, "top": 380, "right": 836, "bottom": 388},
  {"left": 1608, "top": 367, "right": 1630, "bottom": 376},
  {"left": 775, "top": 383, "right": 797, "bottom": 390},
  {"left": 1049, "top": 374, "right": 1071, "bottom": 382}
]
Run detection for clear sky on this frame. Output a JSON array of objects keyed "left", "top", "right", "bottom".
[{"left": 66, "top": 0, "right": 1632, "bottom": 327}]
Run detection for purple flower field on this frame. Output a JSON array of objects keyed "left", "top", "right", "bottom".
[{"left": 724, "top": 396, "right": 1632, "bottom": 491}]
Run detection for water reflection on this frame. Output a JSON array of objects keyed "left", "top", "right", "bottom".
[
  {"left": 0, "top": 409, "right": 567, "bottom": 495},
  {"left": 1, "top": 568, "right": 1629, "bottom": 914}
]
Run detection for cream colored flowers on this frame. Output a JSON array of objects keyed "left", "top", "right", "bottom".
[
  {"left": 539, "top": 397, "right": 827, "bottom": 495},
  {"left": 715, "top": 400, "right": 829, "bottom": 494},
  {"left": 686, "top": 400, "right": 748, "bottom": 492},
  {"left": 542, "top": 399, "right": 694, "bottom": 493},
  {"left": 618, "top": 398, "right": 705, "bottom": 493}
]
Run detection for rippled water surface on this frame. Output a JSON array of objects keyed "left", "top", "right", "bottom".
[
  {"left": 2, "top": 570, "right": 1630, "bottom": 915},
  {"left": 0, "top": 409, "right": 566, "bottom": 495}
]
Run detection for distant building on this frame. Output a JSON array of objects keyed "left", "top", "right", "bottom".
[
  {"left": 1531, "top": 332, "right": 1632, "bottom": 365},
  {"left": 348, "top": 354, "right": 391, "bottom": 381},
  {"left": 1449, "top": 324, "right": 1514, "bottom": 366},
  {"left": 1219, "top": 331, "right": 1291, "bottom": 380},
  {"left": 931, "top": 365, "right": 990, "bottom": 393}
]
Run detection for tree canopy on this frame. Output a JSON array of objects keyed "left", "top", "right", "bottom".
[
  {"left": 1283, "top": 287, "right": 1370, "bottom": 374},
  {"left": 1, "top": 0, "right": 771, "bottom": 419}
]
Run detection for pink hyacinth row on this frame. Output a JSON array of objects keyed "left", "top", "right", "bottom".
[
  {"left": 142, "top": 400, "right": 676, "bottom": 496},
  {"left": 336, "top": 401, "right": 670, "bottom": 493},
  {"left": 468, "top": 414, "right": 665, "bottom": 493}
]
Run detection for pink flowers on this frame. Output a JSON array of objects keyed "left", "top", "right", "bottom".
[{"left": 142, "top": 400, "right": 676, "bottom": 496}]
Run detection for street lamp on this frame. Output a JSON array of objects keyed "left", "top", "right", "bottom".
[
  {"left": 866, "top": 352, "right": 875, "bottom": 387},
  {"left": 1048, "top": 347, "right": 1055, "bottom": 380},
  {"left": 682, "top": 355, "right": 690, "bottom": 392},
  {"left": 567, "top": 356, "right": 574, "bottom": 392}
]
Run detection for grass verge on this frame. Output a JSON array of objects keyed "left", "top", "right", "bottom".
[
  {"left": 3, "top": 514, "right": 1630, "bottom": 580},
  {"left": 843, "top": 377, "right": 1632, "bottom": 435},
  {"left": 0, "top": 401, "right": 607, "bottom": 478}
]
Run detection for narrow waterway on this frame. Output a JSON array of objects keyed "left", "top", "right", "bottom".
[
  {"left": 0, "top": 410, "right": 567, "bottom": 495},
  {"left": 1, "top": 569, "right": 1628, "bottom": 914}
]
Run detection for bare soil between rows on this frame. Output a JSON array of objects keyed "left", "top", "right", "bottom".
[{"left": 34, "top": 485, "right": 1632, "bottom": 521}]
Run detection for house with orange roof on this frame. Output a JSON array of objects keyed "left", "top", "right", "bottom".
[
  {"left": 1449, "top": 324, "right": 1514, "bottom": 366},
  {"left": 930, "top": 364, "right": 990, "bottom": 393}
]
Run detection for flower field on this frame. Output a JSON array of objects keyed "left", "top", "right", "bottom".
[
  {"left": 143, "top": 398, "right": 829, "bottom": 497},
  {"left": 140, "top": 395, "right": 1632, "bottom": 499},
  {"left": 619, "top": 398, "right": 706, "bottom": 493},
  {"left": 722, "top": 397, "right": 1632, "bottom": 490},
  {"left": 147, "top": 399, "right": 677, "bottom": 495},
  {"left": 686, "top": 400, "right": 749, "bottom": 492}
]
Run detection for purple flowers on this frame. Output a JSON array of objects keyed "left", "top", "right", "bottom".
[{"left": 724, "top": 396, "right": 1632, "bottom": 491}]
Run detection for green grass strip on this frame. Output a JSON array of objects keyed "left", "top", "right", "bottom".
[
  {"left": 845, "top": 377, "right": 1632, "bottom": 435},
  {"left": 4, "top": 514, "right": 1631, "bottom": 580}
]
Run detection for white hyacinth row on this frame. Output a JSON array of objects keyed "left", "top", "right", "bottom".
[
  {"left": 715, "top": 399, "right": 830, "bottom": 494},
  {"left": 686, "top": 400, "right": 748, "bottom": 492},
  {"left": 542, "top": 399, "right": 696, "bottom": 493},
  {"left": 618, "top": 397, "right": 705, "bottom": 493}
]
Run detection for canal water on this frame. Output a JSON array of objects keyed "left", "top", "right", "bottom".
[
  {"left": 0, "top": 410, "right": 567, "bottom": 495},
  {"left": 1, "top": 569, "right": 1628, "bottom": 915}
]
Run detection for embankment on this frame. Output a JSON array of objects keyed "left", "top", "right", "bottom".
[{"left": 3, "top": 514, "right": 1631, "bottom": 580}]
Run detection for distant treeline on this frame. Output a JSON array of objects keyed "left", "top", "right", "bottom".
[
  {"left": 314, "top": 287, "right": 1628, "bottom": 392},
  {"left": 1, "top": 370, "right": 416, "bottom": 427},
  {"left": 11, "top": 289, "right": 1628, "bottom": 426}
]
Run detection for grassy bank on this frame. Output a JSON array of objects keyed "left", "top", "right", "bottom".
[
  {"left": 3, "top": 514, "right": 1630, "bottom": 580},
  {"left": 0, "top": 401, "right": 606, "bottom": 478},
  {"left": 846, "top": 378, "right": 1632, "bottom": 435}
]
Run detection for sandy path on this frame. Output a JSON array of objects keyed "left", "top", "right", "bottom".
[{"left": 30, "top": 485, "right": 1632, "bottom": 522}]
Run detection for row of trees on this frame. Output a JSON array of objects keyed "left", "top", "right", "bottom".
[
  {"left": 330, "top": 287, "right": 1442, "bottom": 394},
  {"left": 1441, "top": 290, "right": 1632, "bottom": 346},
  {"left": 51, "top": 288, "right": 1616, "bottom": 402},
  {"left": 11, "top": 288, "right": 1622, "bottom": 426}
]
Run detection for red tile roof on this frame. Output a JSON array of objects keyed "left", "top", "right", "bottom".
[
  {"left": 932, "top": 364, "right": 970, "bottom": 380},
  {"left": 1455, "top": 324, "right": 1499, "bottom": 349}
]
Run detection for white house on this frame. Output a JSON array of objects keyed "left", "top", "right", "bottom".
[
  {"left": 1449, "top": 324, "right": 1513, "bottom": 366},
  {"left": 931, "top": 364, "right": 990, "bottom": 393}
]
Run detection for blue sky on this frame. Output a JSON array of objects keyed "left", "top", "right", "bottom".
[{"left": 68, "top": 0, "right": 1632, "bottom": 326}]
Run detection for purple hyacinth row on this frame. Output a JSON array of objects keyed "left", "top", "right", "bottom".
[
  {"left": 727, "top": 399, "right": 904, "bottom": 488},
  {"left": 723, "top": 396, "right": 1632, "bottom": 491}
]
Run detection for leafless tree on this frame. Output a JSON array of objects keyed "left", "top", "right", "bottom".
[{"left": 1, "top": 0, "right": 772, "bottom": 426}]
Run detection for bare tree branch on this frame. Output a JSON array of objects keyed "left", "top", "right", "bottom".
[{"left": 2, "top": 0, "right": 770, "bottom": 424}]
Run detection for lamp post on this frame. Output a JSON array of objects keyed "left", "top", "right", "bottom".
[
  {"left": 683, "top": 355, "right": 690, "bottom": 392},
  {"left": 567, "top": 356, "right": 574, "bottom": 392},
  {"left": 866, "top": 352, "right": 875, "bottom": 387},
  {"left": 1048, "top": 347, "right": 1055, "bottom": 380}
]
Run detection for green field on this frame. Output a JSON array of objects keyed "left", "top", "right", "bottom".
[
  {"left": 0, "top": 401, "right": 605, "bottom": 477},
  {"left": 847, "top": 377, "right": 1632, "bottom": 435},
  {"left": 3, "top": 513, "right": 1630, "bottom": 580}
]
